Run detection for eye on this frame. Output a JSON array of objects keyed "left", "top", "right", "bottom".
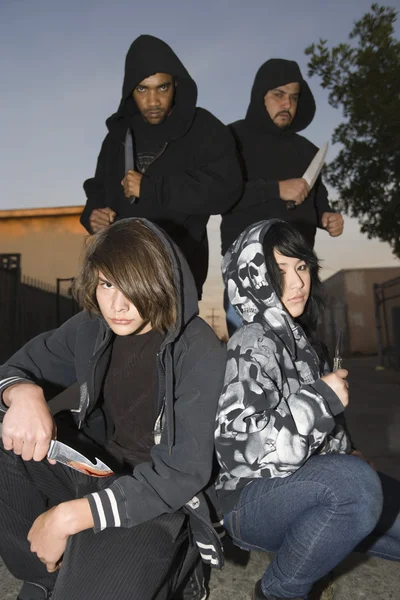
[
  {"left": 99, "top": 281, "right": 114, "bottom": 290},
  {"left": 297, "top": 263, "right": 308, "bottom": 272},
  {"left": 135, "top": 86, "right": 145, "bottom": 93}
]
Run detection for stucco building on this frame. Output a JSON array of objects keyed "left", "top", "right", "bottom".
[
  {"left": 321, "top": 267, "right": 400, "bottom": 356},
  {"left": 0, "top": 206, "right": 86, "bottom": 287}
]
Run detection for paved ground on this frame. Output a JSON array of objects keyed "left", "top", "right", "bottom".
[{"left": 1, "top": 357, "right": 399, "bottom": 599}]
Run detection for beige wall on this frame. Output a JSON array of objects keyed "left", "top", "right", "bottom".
[
  {"left": 344, "top": 268, "right": 400, "bottom": 355},
  {"left": 322, "top": 268, "right": 400, "bottom": 355},
  {"left": 322, "top": 271, "right": 346, "bottom": 300},
  {"left": 0, "top": 209, "right": 87, "bottom": 288}
]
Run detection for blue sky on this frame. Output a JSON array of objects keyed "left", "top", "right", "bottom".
[{"left": 1, "top": 0, "right": 399, "bottom": 322}]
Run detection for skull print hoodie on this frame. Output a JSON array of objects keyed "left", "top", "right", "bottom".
[{"left": 215, "top": 220, "right": 351, "bottom": 514}]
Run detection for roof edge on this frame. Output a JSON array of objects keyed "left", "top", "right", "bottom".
[{"left": 0, "top": 206, "right": 84, "bottom": 219}]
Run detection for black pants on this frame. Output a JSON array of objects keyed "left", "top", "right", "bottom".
[{"left": 0, "top": 441, "right": 196, "bottom": 600}]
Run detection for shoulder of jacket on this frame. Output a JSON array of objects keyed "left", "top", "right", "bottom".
[
  {"left": 192, "top": 108, "right": 231, "bottom": 134},
  {"left": 195, "top": 107, "right": 220, "bottom": 122},
  {"left": 177, "top": 317, "right": 226, "bottom": 355},
  {"left": 71, "top": 312, "right": 103, "bottom": 337},
  {"left": 293, "top": 133, "right": 317, "bottom": 153},
  {"left": 228, "top": 119, "right": 247, "bottom": 134}
]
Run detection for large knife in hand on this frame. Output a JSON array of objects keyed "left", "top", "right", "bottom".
[
  {"left": 124, "top": 128, "right": 137, "bottom": 205},
  {"left": 0, "top": 422, "right": 113, "bottom": 477},
  {"left": 286, "top": 141, "right": 329, "bottom": 210}
]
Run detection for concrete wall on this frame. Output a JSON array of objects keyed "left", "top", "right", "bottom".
[
  {"left": 323, "top": 268, "right": 400, "bottom": 355},
  {"left": 0, "top": 207, "right": 86, "bottom": 287},
  {"left": 344, "top": 268, "right": 400, "bottom": 355},
  {"left": 320, "top": 271, "right": 348, "bottom": 354}
]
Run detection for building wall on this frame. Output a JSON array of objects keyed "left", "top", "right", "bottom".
[
  {"left": 0, "top": 207, "right": 86, "bottom": 287},
  {"left": 344, "top": 268, "right": 400, "bottom": 355},
  {"left": 323, "top": 267, "right": 400, "bottom": 355},
  {"left": 320, "top": 271, "right": 348, "bottom": 355}
]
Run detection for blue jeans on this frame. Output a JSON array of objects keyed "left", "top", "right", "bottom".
[
  {"left": 224, "top": 454, "right": 400, "bottom": 599},
  {"left": 223, "top": 289, "right": 242, "bottom": 338}
]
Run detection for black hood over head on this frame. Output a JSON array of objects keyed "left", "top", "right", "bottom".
[
  {"left": 107, "top": 35, "right": 198, "bottom": 140},
  {"left": 245, "top": 58, "right": 316, "bottom": 135}
]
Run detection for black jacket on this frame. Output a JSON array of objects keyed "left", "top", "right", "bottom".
[
  {"left": 0, "top": 218, "right": 227, "bottom": 568},
  {"left": 221, "top": 59, "right": 332, "bottom": 255},
  {"left": 81, "top": 35, "right": 242, "bottom": 297}
]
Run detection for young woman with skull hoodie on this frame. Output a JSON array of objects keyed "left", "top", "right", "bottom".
[{"left": 215, "top": 219, "right": 400, "bottom": 600}]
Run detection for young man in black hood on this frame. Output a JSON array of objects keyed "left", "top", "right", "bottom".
[
  {"left": 221, "top": 59, "right": 344, "bottom": 333},
  {"left": 0, "top": 218, "right": 226, "bottom": 600},
  {"left": 81, "top": 34, "right": 242, "bottom": 300}
]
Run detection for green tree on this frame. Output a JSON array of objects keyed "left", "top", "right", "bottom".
[{"left": 305, "top": 4, "right": 400, "bottom": 257}]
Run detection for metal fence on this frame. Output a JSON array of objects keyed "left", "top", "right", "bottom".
[
  {"left": 373, "top": 276, "right": 400, "bottom": 369},
  {"left": 0, "top": 254, "right": 79, "bottom": 364}
]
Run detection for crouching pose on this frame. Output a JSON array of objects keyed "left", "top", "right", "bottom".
[
  {"left": 0, "top": 218, "right": 226, "bottom": 600},
  {"left": 215, "top": 219, "right": 400, "bottom": 600}
]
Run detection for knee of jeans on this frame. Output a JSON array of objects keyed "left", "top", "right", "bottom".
[{"left": 331, "top": 456, "right": 384, "bottom": 536}]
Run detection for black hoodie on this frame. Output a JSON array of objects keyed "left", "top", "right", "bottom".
[
  {"left": 81, "top": 35, "right": 242, "bottom": 298},
  {"left": 220, "top": 59, "right": 332, "bottom": 255},
  {"left": 0, "top": 218, "right": 227, "bottom": 567}
]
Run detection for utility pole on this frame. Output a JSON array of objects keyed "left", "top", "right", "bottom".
[{"left": 206, "top": 308, "right": 220, "bottom": 334}]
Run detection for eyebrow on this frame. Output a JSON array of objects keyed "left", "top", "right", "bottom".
[
  {"left": 271, "top": 88, "right": 300, "bottom": 97},
  {"left": 136, "top": 81, "right": 172, "bottom": 89},
  {"left": 276, "top": 260, "right": 305, "bottom": 266},
  {"left": 98, "top": 276, "right": 111, "bottom": 284}
]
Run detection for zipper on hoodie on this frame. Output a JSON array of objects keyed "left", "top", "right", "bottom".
[
  {"left": 80, "top": 330, "right": 113, "bottom": 427},
  {"left": 153, "top": 348, "right": 169, "bottom": 445},
  {"left": 156, "top": 350, "right": 166, "bottom": 414}
]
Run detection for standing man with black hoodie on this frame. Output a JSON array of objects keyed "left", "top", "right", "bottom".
[
  {"left": 221, "top": 59, "right": 344, "bottom": 333},
  {"left": 81, "top": 34, "right": 242, "bottom": 300}
]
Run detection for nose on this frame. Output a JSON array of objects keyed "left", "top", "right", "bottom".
[
  {"left": 288, "top": 269, "right": 304, "bottom": 290},
  {"left": 147, "top": 89, "right": 161, "bottom": 107},
  {"left": 111, "top": 289, "right": 129, "bottom": 313},
  {"left": 281, "top": 95, "right": 292, "bottom": 110}
]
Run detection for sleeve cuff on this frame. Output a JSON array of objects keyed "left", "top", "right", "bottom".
[
  {"left": 86, "top": 487, "right": 123, "bottom": 533},
  {"left": 0, "top": 377, "right": 33, "bottom": 412},
  {"left": 311, "top": 379, "right": 344, "bottom": 416}
]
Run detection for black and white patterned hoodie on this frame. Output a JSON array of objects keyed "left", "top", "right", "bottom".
[{"left": 215, "top": 220, "right": 351, "bottom": 513}]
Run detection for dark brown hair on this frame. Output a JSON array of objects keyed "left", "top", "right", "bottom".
[{"left": 73, "top": 219, "right": 177, "bottom": 332}]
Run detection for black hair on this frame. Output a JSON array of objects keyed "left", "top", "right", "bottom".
[{"left": 262, "top": 221, "right": 324, "bottom": 336}]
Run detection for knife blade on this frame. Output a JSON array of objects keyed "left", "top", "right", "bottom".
[
  {"left": 0, "top": 423, "right": 113, "bottom": 477},
  {"left": 48, "top": 439, "right": 114, "bottom": 477},
  {"left": 333, "top": 329, "right": 343, "bottom": 372},
  {"left": 286, "top": 141, "right": 329, "bottom": 210},
  {"left": 124, "top": 128, "right": 137, "bottom": 205}
]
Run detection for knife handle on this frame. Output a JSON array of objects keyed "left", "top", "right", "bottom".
[
  {"left": 333, "top": 357, "right": 343, "bottom": 371},
  {"left": 286, "top": 201, "right": 296, "bottom": 211},
  {"left": 47, "top": 439, "right": 56, "bottom": 459}
]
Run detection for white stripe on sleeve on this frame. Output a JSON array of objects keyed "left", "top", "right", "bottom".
[
  {"left": 105, "top": 488, "right": 121, "bottom": 527},
  {"left": 91, "top": 492, "right": 107, "bottom": 531}
]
